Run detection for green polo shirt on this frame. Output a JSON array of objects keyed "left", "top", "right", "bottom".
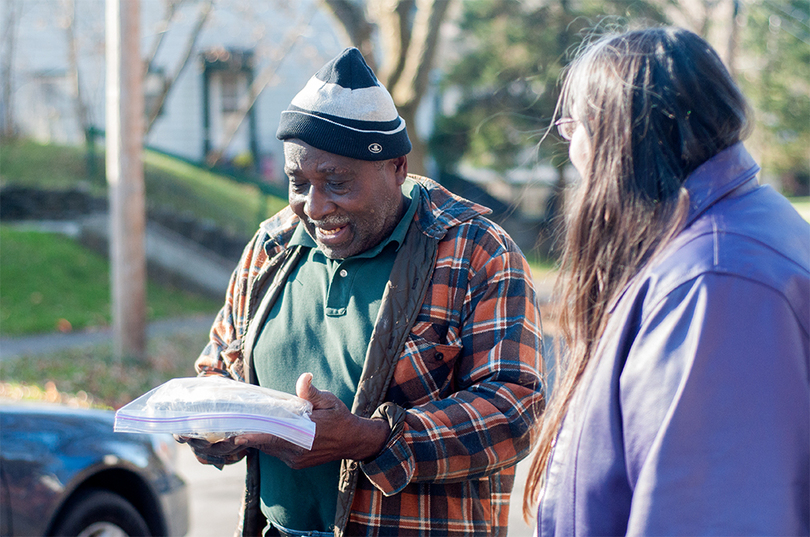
[{"left": 253, "top": 181, "right": 419, "bottom": 533}]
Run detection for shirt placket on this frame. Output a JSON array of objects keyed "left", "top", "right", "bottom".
[{"left": 325, "top": 259, "right": 353, "bottom": 317}]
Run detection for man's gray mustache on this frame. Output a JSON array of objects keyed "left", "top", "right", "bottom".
[{"left": 308, "top": 217, "right": 350, "bottom": 227}]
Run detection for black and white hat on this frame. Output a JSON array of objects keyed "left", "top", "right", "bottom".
[{"left": 276, "top": 47, "right": 411, "bottom": 161}]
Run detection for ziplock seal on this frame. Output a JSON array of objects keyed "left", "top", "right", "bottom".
[{"left": 114, "top": 376, "right": 316, "bottom": 450}]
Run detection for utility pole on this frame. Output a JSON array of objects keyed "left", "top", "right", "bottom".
[{"left": 106, "top": 0, "right": 146, "bottom": 361}]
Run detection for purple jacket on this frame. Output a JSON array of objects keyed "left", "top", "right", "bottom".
[{"left": 538, "top": 143, "right": 810, "bottom": 536}]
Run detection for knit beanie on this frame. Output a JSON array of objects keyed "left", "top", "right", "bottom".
[{"left": 276, "top": 47, "right": 412, "bottom": 161}]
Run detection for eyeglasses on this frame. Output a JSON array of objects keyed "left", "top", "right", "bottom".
[{"left": 554, "top": 118, "right": 579, "bottom": 141}]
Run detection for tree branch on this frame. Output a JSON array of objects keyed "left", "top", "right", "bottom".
[
  {"left": 144, "top": 0, "right": 183, "bottom": 73},
  {"left": 146, "top": 0, "right": 213, "bottom": 135},
  {"left": 390, "top": 0, "right": 454, "bottom": 109},
  {"left": 370, "top": 0, "right": 414, "bottom": 88},
  {"left": 206, "top": 4, "right": 319, "bottom": 166},
  {"left": 63, "top": 0, "right": 90, "bottom": 140},
  {"left": 322, "top": 0, "right": 378, "bottom": 71}
]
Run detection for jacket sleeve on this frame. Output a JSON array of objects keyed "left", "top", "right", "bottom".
[
  {"left": 194, "top": 227, "right": 271, "bottom": 381},
  {"left": 361, "top": 223, "right": 545, "bottom": 494},
  {"left": 620, "top": 273, "right": 809, "bottom": 535}
]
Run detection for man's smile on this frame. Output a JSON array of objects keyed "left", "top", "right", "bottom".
[{"left": 311, "top": 220, "right": 352, "bottom": 249}]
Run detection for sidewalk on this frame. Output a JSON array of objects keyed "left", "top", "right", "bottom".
[
  {"left": 0, "top": 315, "right": 213, "bottom": 361},
  {"left": 1, "top": 272, "right": 556, "bottom": 362}
]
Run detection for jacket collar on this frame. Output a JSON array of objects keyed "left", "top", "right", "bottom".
[
  {"left": 607, "top": 142, "right": 760, "bottom": 315},
  {"left": 683, "top": 142, "right": 760, "bottom": 227},
  {"left": 258, "top": 175, "right": 492, "bottom": 255},
  {"left": 409, "top": 175, "right": 492, "bottom": 239}
]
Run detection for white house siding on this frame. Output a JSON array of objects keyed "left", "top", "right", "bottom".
[
  {"left": 4, "top": 0, "right": 343, "bottom": 167},
  {"left": 9, "top": 0, "right": 104, "bottom": 144}
]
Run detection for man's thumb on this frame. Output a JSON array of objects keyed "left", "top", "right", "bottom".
[{"left": 295, "top": 372, "right": 319, "bottom": 401}]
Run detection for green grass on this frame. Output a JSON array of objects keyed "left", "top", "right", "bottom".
[
  {"left": 0, "top": 139, "right": 289, "bottom": 237},
  {"left": 0, "top": 138, "right": 291, "bottom": 337},
  {"left": 143, "top": 150, "right": 288, "bottom": 237},
  {"left": 0, "top": 225, "right": 222, "bottom": 336},
  {"left": 0, "top": 139, "right": 102, "bottom": 192},
  {"left": 0, "top": 330, "right": 205, "bottom": 409}
]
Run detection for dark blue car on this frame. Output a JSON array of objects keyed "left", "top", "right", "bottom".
[{"left": 0, "top": 401, "right": 189, "bottom": 536}]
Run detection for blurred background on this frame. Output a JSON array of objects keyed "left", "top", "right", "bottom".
[{"left": 0, "top": 0, "right": 807, "bottom": 535}]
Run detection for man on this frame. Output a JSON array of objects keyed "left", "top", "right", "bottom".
[{"left": 183, "top": 47, "right": 544, "bottom": 537}]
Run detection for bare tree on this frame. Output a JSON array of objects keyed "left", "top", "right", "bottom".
[
  {"left": 323, "top": 0, "right": 456, "bottom": 175},
  {"left": 144, "top": 0, "right": 214, "bottom": 134},
  {"left": 203, "top": 1, "right": 455, "bottom": 174},
  {"left": 206, "top": 2, "right": 321, "bottom": 167},
  {"left": 63, "top": 0, "right": 91, "bottom": 142}
]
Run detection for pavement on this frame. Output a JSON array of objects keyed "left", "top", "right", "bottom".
[{"left": 0, "top": 315, "right": 215, "bottom": 361}]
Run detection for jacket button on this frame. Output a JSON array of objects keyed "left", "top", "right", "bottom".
[{"left": 435, "top": 352, "right": 443, "bottom": 361}]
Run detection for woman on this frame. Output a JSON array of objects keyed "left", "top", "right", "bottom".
[{"left": 525, "top": 27, "right": 809, "bottom": 535}]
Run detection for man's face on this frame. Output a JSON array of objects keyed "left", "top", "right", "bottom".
[{"left": 284, "top": 140, "right": 408, "bottom": 259}]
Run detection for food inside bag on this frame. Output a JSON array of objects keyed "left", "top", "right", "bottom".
[{"left": 114, "top": 376, "right": 316, "bottom": 450}]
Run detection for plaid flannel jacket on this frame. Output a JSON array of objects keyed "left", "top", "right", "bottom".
[{"left": 195, "top": 176, "right": 545, "bottom": 536}]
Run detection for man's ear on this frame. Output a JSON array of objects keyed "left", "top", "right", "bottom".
[{"left": 392, "top": 155, "right": 408, "bottom": 185}]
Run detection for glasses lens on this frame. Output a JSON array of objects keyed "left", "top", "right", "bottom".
[{"left": 556, "top": 119, "right": 576, "bottom": 141}]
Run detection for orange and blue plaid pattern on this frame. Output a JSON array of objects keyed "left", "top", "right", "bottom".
[{"left": 196, "top": 176, "right": 545, "bottom": 536}]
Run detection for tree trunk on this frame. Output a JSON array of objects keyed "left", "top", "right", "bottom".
[
  {"left": 322, "top": 0, "right": 377, "bottom": 70},
  {"left": 398, "top": 102, "right": 427, "bottom": 176},
  {"left": 322, "top": 0, "right": 456, "bottom": 175}
]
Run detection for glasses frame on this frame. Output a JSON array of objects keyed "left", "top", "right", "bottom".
[{"left": 554, "top": 118, "right": 579, "bottom": 141}]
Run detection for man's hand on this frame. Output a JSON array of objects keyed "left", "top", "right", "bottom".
[
  {"left": 232, "top": 372, "right": 391, "bottom": 469},
  {"left": 174, "top": 435, "right": 248, "bottom": 469}
]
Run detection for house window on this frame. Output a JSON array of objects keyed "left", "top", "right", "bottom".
[
  {"left": 201, "top": 48, "right": 256, "bottom": 161},
  {"left": 144, "top": 68, "right": 167, "bottom": 119},
  {"left": 221, "top": 76, "right": 240, "bottom": 113}
]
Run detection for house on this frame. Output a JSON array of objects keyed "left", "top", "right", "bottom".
[
  {"left": 3, "top": 0, "right": 556, "bottom": 257},
  {"left": 3, "top": 0, "right": 344, "bottom": 181}
]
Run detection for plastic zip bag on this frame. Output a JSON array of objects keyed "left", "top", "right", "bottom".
[{"left": 114, "top": 376, "right": 316, "bottom": 450}]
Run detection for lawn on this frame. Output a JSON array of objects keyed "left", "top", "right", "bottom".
[
  {"left": 0, "top": 139, "right": 283, "bottom": 409},
  {"left": 143, "top": 150, "right": 288, "bottom": 237},
  {"left": 0, "top": 330, "right": 206, "bottom": 410},
  {"left": 0, "top": 225, "right": 218, "bottom": 409},
  {"left": 0, "top": 139, "right": 289, "bottom": 237},
  {"left": 0, "top": 225, "right": 222, "bottom": 336}
]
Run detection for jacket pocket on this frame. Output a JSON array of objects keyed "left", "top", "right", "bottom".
[{"left": 387, "top": 333, "right": 463, "bottom": 407}]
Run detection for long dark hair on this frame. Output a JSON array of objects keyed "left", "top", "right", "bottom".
[{"left": 524, "top": 26, "right": 752, "bottom": 518}]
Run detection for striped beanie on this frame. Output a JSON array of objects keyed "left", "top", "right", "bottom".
[{"left": 276, "top": 47, "right": 412, "bottom": 161}]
